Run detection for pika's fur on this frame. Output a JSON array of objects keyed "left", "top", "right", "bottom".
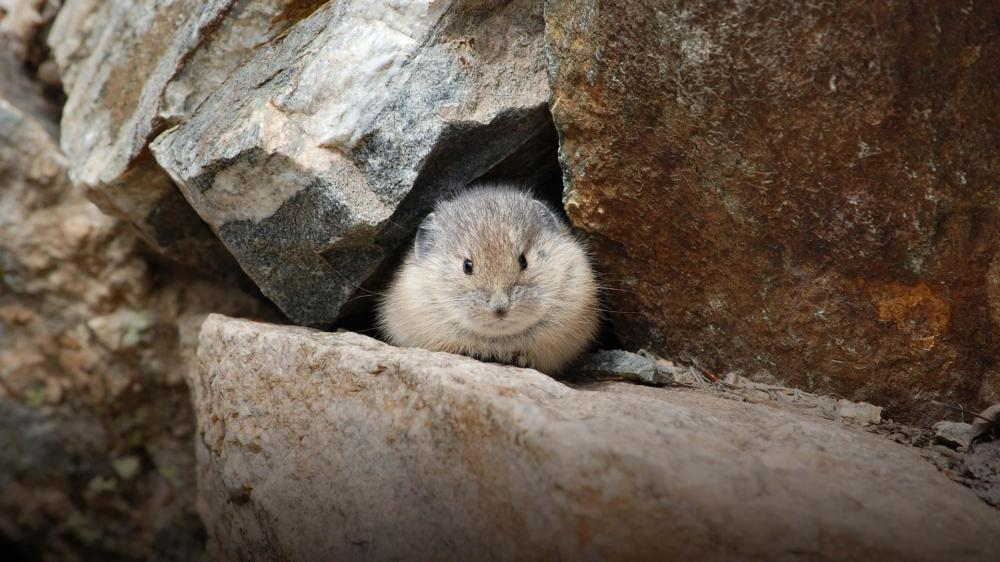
[{"left": 378, "top": 185, "right": 599, "bottom": 373}]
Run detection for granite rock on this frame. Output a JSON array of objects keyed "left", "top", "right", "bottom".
[{"left": 48, "top": 0, "right": 311, "bottom": 272}]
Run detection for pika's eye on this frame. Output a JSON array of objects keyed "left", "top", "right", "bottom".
[
  {"left": 518, "top": 253, "right": 528, "bottom": 270},
  {"left": 463, "top": 258, "right": 474, "bottom": 275}
]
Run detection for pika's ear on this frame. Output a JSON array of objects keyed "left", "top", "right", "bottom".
[
  {"left": 414, "top": 212, "right": 437, "bottom": 260},
  {"left": 533, "top": 200, "right": 563, "bottom": 233}
]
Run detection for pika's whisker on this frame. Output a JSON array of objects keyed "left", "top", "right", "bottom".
[{"left": 595, "top": 285, "right": 643, "bottom": 295}]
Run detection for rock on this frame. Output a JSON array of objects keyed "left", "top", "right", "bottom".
[
  {"left": 544, "top": 0, "right": 1000, "bottom": 422},
  {"left": 970, "top": 403, "right": 1000, "bottom": 450},
  {"left": 934, "top": 421, "right": 973, "bottom": 449},
  {"left": 966, "top": 440, "right": 1000, "bottom": 507},
  {"left": 0, "top": 56, "right": 272, "bottom": 560},
  {"left": 835, "top": 399, "right": 883, "bottom": 426},
  {"left": 0, "top": 54, "right": 66, "bottom": 215},
  {"left": 190, "top": 314, "right": 1000, "bottom": 562},
  {"left": 45, "top": 0, "right": 108, "bottom": 91},
  {"left": 0, "top": 0, "right": 61, "bottom": 64},
  {"left": 575, "top": 349, "right": 673, "bottom": 385},
  {"left": 47, "top": 0, "right": 310, "bottom": 273},
  {"left": 152, "top": 0, "right": 551, "bottom": 325}
]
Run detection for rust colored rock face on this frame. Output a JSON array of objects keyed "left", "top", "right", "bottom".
[{"left": 544, "top": 0, "right": 1000, "bottom": 422}]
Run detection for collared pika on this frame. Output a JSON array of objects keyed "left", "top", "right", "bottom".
[{"left": 378, "top": 185, "right": 599, "bottom": 373}]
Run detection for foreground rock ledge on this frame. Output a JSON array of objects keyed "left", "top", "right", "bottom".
[{"left": 191, "top": 315, "right": 1000, "bottom": 561}]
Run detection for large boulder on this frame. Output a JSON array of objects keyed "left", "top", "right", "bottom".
[
  {"left": 190, "top": 314, "right": 1000, "bottom": 561},
  {"left": 151, "top": 0, "right": 551, "bottom": 325},
  {"left": 544, "top": 0, "right": 1000, "bottom": 422},
  {"left": 47, "top": 0, "right": 313, "bottom": 273}
]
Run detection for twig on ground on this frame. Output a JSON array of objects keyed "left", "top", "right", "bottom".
[{"left": 931, "top": 400, "right": 997, "bottom": 425}]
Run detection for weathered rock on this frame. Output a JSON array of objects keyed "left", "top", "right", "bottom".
[
  {"left": 970, "top": 404, "right": 1000, "bottom": 449},
  {"left": 575, "top": 349, "right": 673, "bottom": 385},
  {"left": 544, "top": 0, "right": 1000, "bottom": 422},
  {"left": 191, "top": 314, "right": 1000, "bottom": 562},
  {"left": 966, "top": 441, "right": 1000, "bottom": 507},
  {"left": 0, "top": 56, "right": 271, "bottom": 560},
  {"left": 45, "top": 0, "right": 107, "bottom": 91},
  {"left": 48, "top": 0, "right": 310, "bottom": 272},
  {"left": 0, "top": 54, "right": 65, "bottom": 213},
  {"left": 0, "top": 0, "right": 61, "bottom": 64},
  {"left": 152, "top": 0, "right": 551, "bottom": 325},
  {"left": 835, "top": 399, "right": 883, "bottom": 426},
  {"left": 934, "top": 421, "right": 973, "bottom": 449}
]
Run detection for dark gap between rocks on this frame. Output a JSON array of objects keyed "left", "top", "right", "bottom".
[{"left": 337, "top": 108, "right": 621, "bottom": 358}]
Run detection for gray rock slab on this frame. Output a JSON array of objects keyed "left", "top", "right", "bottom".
[
  {"left": 48, "top": 0, "right": 298, "bottom": 272},
  {"left": 152, "top": 1, "right": 550, "bottom": 325},
  {"left": 934, "top": 421, "right": 973, "bottom": 449},
  {"left": 575, "top": 349, "right": 673, "bottom": 385},
  {"left": 967, "top": 440, "right": 1000, "bottom": 507},
  {"left": 190, "top": 314, "right": 1000, "bottom": 562}
]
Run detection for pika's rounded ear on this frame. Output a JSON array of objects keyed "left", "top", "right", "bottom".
[
  {"left": 533, "top": 200, "right": 563, "bottom": 233},
  {"left": 414, "top": 212, "right": 437, "bottom": 260}
]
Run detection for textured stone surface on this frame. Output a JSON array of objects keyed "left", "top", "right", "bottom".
[
  {"left": 544, "top": 0, "right": 1000, "bottom": 422},
  {"left": 0, "top": 54, "right": 64, "bottom": 214},
  {"left": 0, "top": 56, "right": 270, "bottom": 560},
  {"left": 575, "top": 349, "right": 673, "bottom": 385},
  {"left": 967, "top": 441, "right": 1000, "bottom": 507},
  {"left": 934, "top": 421, "right": 972, "bottom": 449},
  {"left": 191, "top": 314, "right": 1000, "bottom": 562},
  {"left": 966, "top": 404, "right": 1000, "bottom": 506},
  {"left": 152, "top": 0, "right": 550, "bottom": 325},
  {"left": 46, "top": 0, "right": 107, "bottom": 90},
  {"left": 0, "top": 0, "right": 61, "bottom": 64},
  {"left": 48, "top": 0, "right": 307, "bottom": 272}
]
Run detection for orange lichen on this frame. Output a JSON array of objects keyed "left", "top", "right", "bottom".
[{"left": 864, "top": 281, "right": 950, "bottom": 351}]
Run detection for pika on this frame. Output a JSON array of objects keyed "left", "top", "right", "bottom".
[{"left": 378, "top": 185, "right": 599, "bottom": 373}]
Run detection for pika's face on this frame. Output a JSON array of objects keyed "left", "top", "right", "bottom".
[{"left": 414, "top": 190, "right": 581, "bottom": 338}]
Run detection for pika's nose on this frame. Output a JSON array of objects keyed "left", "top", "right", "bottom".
[{"left": 489, "top": 292, "right": 511, "bottom": 317}]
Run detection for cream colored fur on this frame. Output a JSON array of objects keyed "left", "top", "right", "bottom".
[{"left": 378, "top": 186, "right": 598, "bottom": 374}]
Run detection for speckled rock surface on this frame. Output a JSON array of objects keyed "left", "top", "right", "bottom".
[
  {"left": 151, "top": 0, "right": 550, "bottom": 325},
  {"left": 0, "top": 0, "right": 61, "bottom": 65},
  {"left": 544, "top": 0, "right": 1000, "bottom": 423},
  {"left": 0, "top": 55, "right": 271, "bottom": 560},
  {"left": 191, "top": 314, "right": 1000, "bottom": 562},
  {"left": 48, "top": 0, "right": 309, "bottom": 272}
]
